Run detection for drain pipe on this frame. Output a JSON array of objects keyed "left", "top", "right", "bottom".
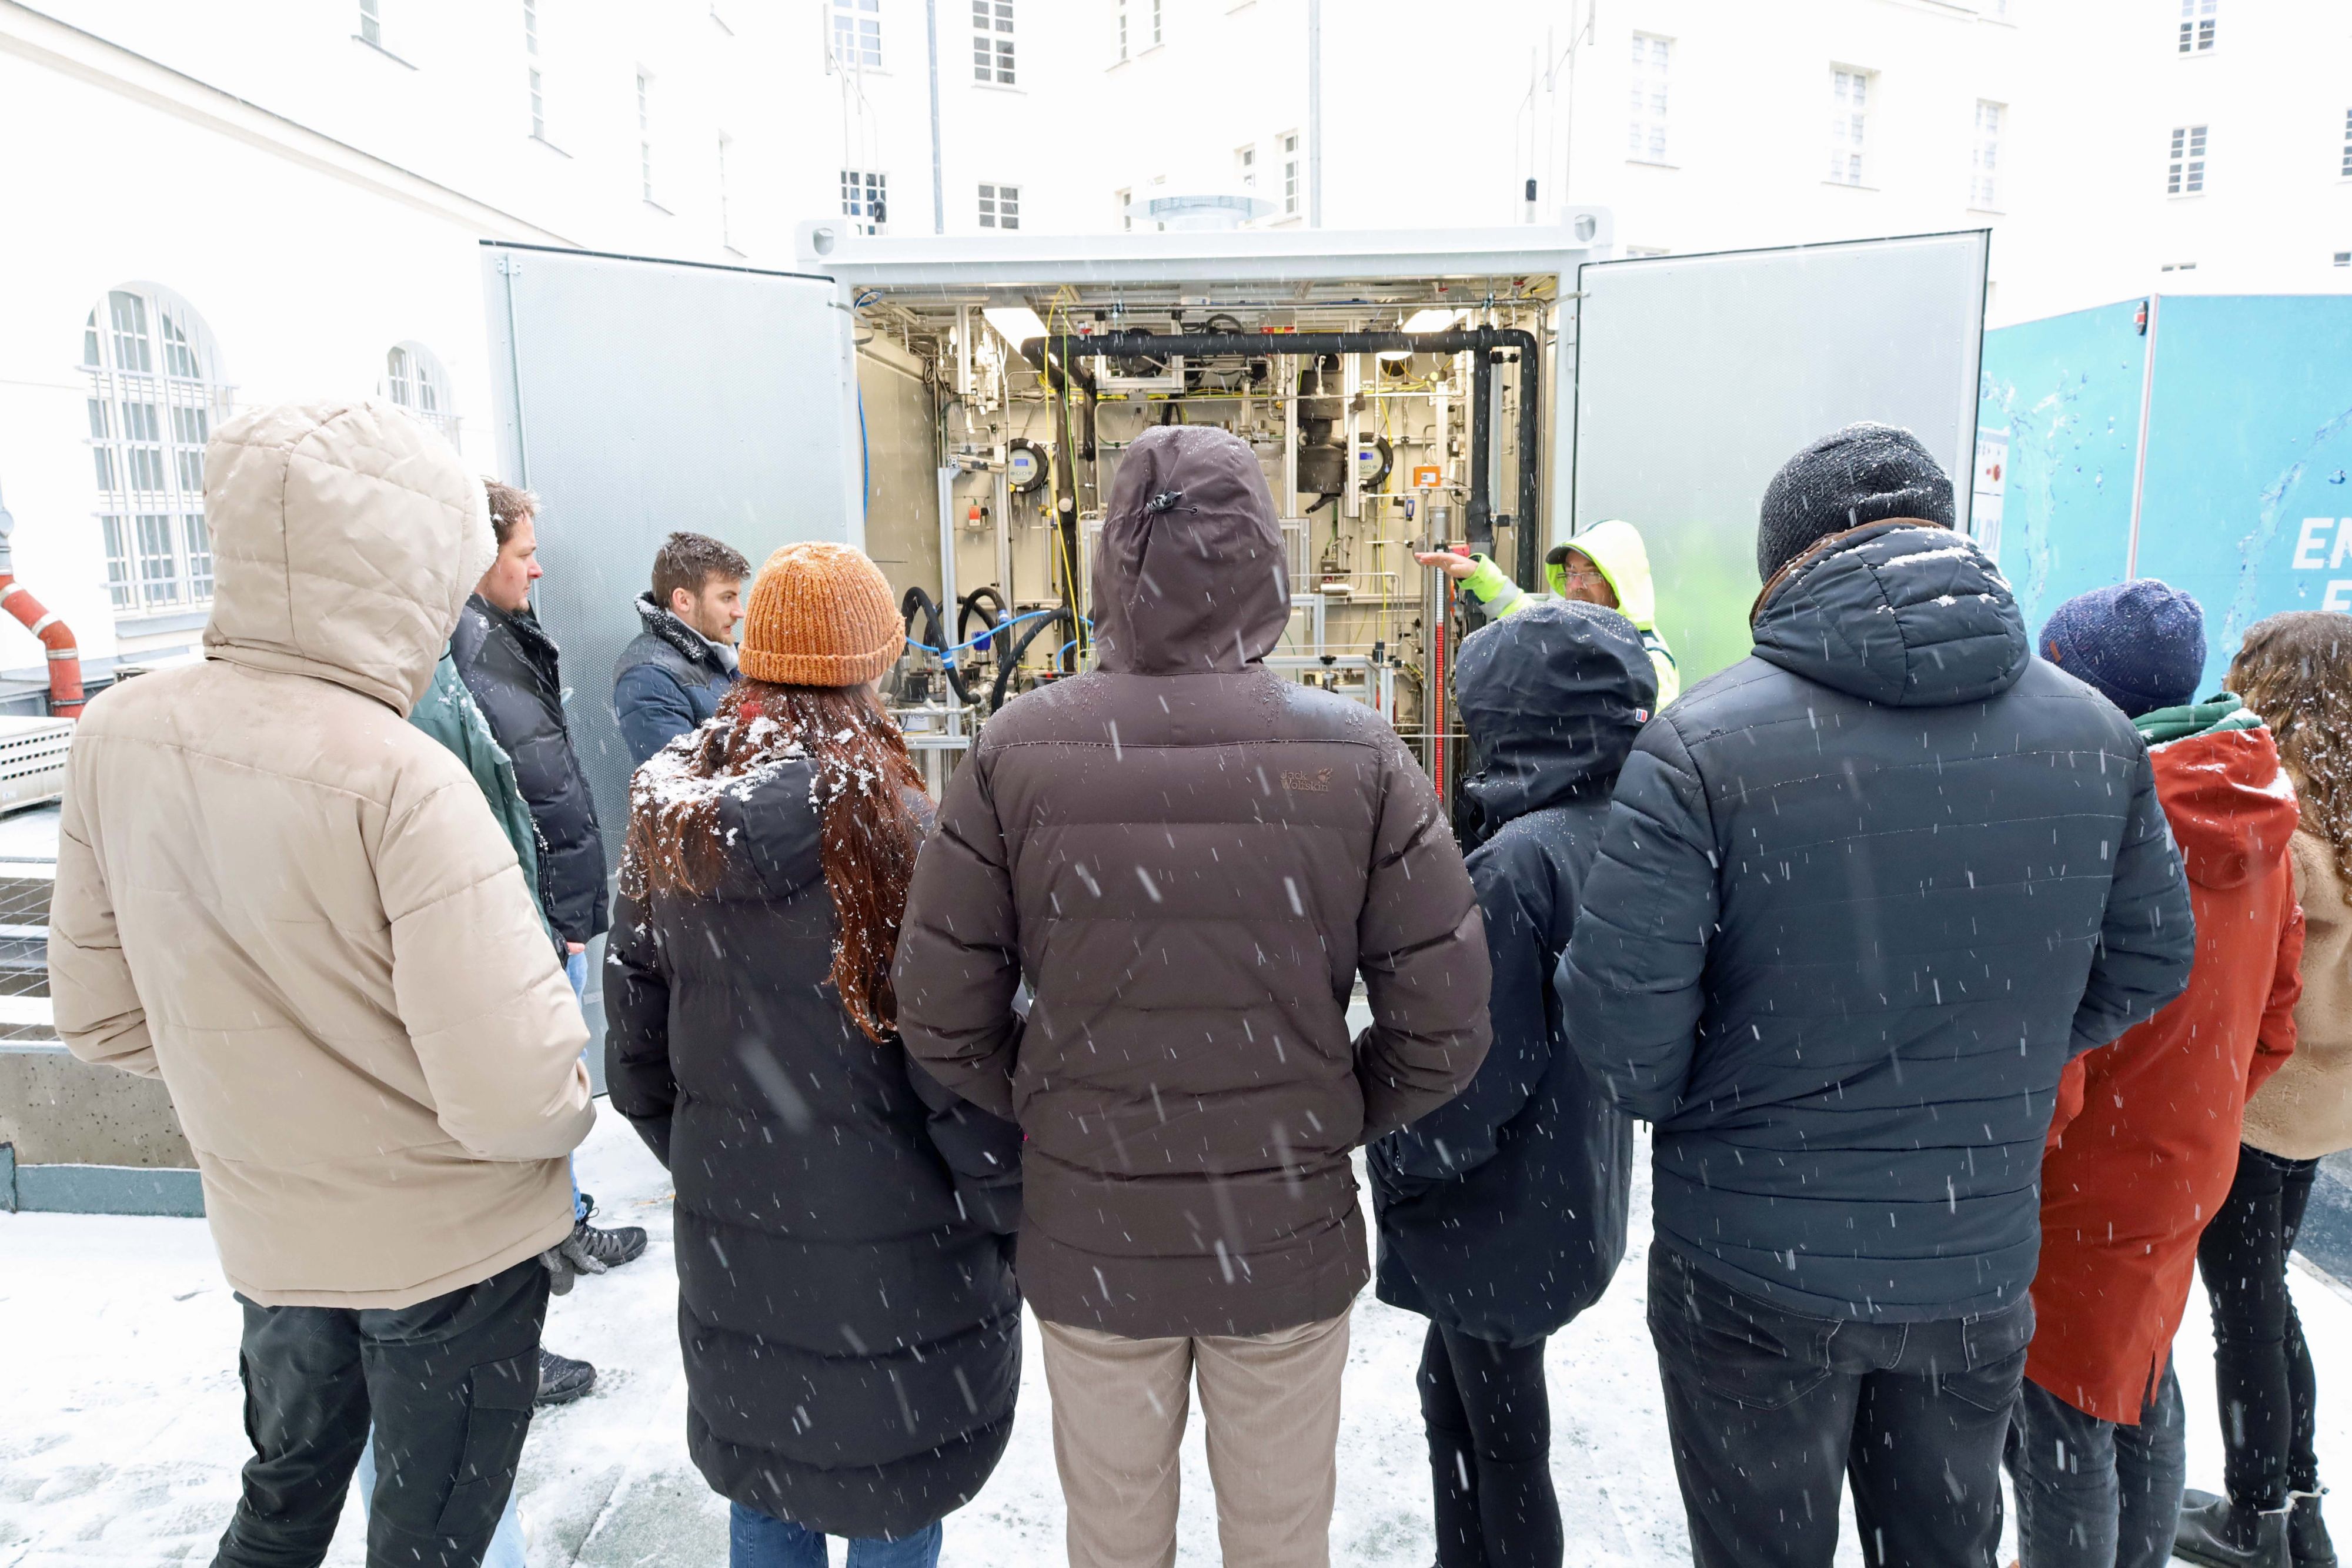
[{"left": 0, "top": 489, "right": 85, "bottom": 718}]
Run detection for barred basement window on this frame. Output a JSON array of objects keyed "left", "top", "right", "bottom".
[
  {"left": 842, "top": 169, "right": 887, "bottom": 234},
  {"left": 2167, "top": 124, "right": 2207, "bottom": 195},
  {"left": 82, "top": 286, "right": 232, "bottom": 613},
  {"left": 973, "top": 0, "right": 1014, "bottom": 84},
  {"left": 978, "top": 182, "right": 1020, "bottom": 229},
  {"left": 385, "top": 343, "right": 456, "bottom": 442}
]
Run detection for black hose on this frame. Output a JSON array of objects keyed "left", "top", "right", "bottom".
[
  {"left": 956, "top": 587, "right": 1007, "bottom": 651},
  {"left": 990, "top": 607, "right": 1074, "bottom": 712},
  {"left": 899, "top": 586, "right": 973, "bottom": 705}
]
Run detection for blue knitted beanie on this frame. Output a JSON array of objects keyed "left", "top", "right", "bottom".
[{"left": 2040, "top": 580, "right": 2206, "bottom": 718}]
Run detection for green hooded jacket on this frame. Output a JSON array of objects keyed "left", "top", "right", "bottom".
[
  {"left": 1457, "top": 517, "right": 1681, "bottom": 706},
  {"left": 408, "top": 649, "right": 560, "bottom": 952}
]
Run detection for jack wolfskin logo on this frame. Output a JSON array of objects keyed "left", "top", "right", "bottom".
[{"left": 1281, "top": 768, "right": 1332, "bottom": 793}]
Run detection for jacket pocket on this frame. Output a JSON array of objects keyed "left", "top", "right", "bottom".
[
  {"left": 433, "top": 1349, "right": 539, "bottom": 1537},
  {"left": 1647, "top": 1248, "right": 1839, "bottom": 1412}
]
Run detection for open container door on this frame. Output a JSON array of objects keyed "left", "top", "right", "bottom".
[
  {"left": 482, "top": 242, "right": 860, "bottom": 1071},
  {"left": 1571, "top": 231, "right": 1990, "bottom": 687}
]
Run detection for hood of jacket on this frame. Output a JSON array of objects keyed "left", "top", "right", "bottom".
[
  {"left": 1550, "top": 518, "right": 1659, "bottom": 631},
  {"left": 1091, "top": 425, "right": 1291, "bottom": 675},
  {"left": 1749, "top": 520, "right": 2029, "bottom": 708},
  {"left": 1459, "top": 599, "right": 1655, "bottom": 830},
  {"left": 2143, "top": 703, "right": 2299, "bottom": 890},
  {"left": 203, "top": 402, "right": 494, "bottom": 714}
]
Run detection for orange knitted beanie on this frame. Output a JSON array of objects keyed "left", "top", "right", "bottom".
[{"left": 737, "top": 541, "right": 904, "bottom": 687}]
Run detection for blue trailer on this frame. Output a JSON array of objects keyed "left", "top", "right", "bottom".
[{"left": 1977, "top": 293, "right": 2352, "bottom": 671}]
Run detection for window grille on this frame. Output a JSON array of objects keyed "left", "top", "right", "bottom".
[
  {"left": 2178, "top": 0, "right": 2216, "bottom": 53},
  {"left": 833, "top": 0, "right": 881, "bottom": 69},
  {"left": 385, "top": 343, "right": 456, "bottom": 442},
  {"left": 1628, "top": 35, "right": 1670, "bottom": 162},
  {"left": 973, "top": 1, "right": 1014, "bottom": 84},
  {"left": 82, "top": 287, "right": 232, "bottom": 614},
  {"left": 1971, "top": 101, "right": 2003, "bottom": 208},
  {"left": 842, "top": 169, "right": 887, "bottom": 233},
  {"left": 1829, "top": 69, "right": 1870, "bottom": 185},
  {"left": 978, "top": 183, "right": 1020, "bottom": 229},
  {"left": 2167, "top": 125, "right": 2207, "bottom": 194}
]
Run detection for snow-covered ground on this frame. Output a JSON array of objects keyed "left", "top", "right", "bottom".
[{"left": 5, "top": 1105, "right": 2350, "bottom": 1567}]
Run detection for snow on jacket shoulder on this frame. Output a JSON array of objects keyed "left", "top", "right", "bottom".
[
  {"left": 612, "top": 594, "right": 737, "bottom": 767},
  {"left": 894, "top": 424, "right": 1491, "bottom": 1341},
  {"left": 46, "top": 401, "right": 593, "bottom": 1310},
  {"left": 453, "top": 593, "right": 609, "bottom": 944},
  {"left": 605, "top": 737, "right": 1020, "bottom": 1539},
  {"left": 2030, "top": 703, "right": 2302, "bottom": 1423},
  {"left": 1371, "top": 600, "right": 1648, "bottom": 1345},
  {"left": 2242, "top": 827, "right": 2352, "bottom": 1160},
  {"left": 1558, "top": 520, "right": 2195, "bottom": 1323}
]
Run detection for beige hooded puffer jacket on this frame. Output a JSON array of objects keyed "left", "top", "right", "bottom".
[{"left": 48, "top": 400, "right": 594, "bottom": 1309}]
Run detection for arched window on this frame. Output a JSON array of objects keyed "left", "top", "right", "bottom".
[
  {"left": 82, "top": 286, "right": 233, "bottom": 613},
  {"left": 383, "top": 342, "right": 456, "bottom": 442}
]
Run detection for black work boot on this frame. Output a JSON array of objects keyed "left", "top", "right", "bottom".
[
  {"left": 2177, "top": 1489, "right": 2291, "bottom": 1568},
  {"left": 536, "top": 1347, "right": 597, "bottom": 1407},
  {"left": 572, "top": 1213, "right": 648, "bottom": 1269},
  {"left": 2293, "top": 1492, "right": 2339, "bottom": 1568}
]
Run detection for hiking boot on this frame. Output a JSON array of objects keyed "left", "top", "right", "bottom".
[
  {"left": 536, "top": 1347, "right": 597, "bottom": 1407},
  {"left": 2294, "top": 1493, "right": 2339, "bottom": 1568},
  {"left": 572, "top": 1213, "right": 647, "bottom": 1269},
  {"left": 2177, "top": 1489, "right": 2291, "bottom": 1568},
  {"left": 576, "top": 1191, "right": 598, "bottom": 1222}
]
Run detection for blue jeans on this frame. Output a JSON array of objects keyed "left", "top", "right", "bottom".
[
  {"left": 2004, "top": 1365, "right": 2187, "bottom": 1568},
  {"left": 356, "top": 1423, "right": 527, "bottom": 1568},
  {"left": 729, "top": 1503, "right": 942, "bottom": 1568}
]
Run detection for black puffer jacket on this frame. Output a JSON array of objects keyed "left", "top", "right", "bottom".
[
  {"left": 604, "top": 748, "right": 1021, "bottom": 1539},
  {"left": 451, "top": 594, "right": 609, "bottom": 944},
  {"left": 1371, "top": 600, "right": 1649, "bottom": 1346},
  {"left": 1560, "top": 521, "right": 2196, "bottom": 1322}
]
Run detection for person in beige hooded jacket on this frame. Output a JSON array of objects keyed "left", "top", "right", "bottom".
[{"left": 48, "top": 400, "right": 594, "bottom": 1568}]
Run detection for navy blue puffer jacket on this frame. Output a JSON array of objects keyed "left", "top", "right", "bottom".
[
  {"left": 1371, "top": 600, "right": 1649, "bottom": 1345},
  {"left": 1559, "top": 521, "right": 2195, "bottom": 1322}
]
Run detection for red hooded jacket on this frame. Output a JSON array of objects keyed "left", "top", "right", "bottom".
[{"left": 2026, "top": 716, "right": 2304, "bottom": 1424}]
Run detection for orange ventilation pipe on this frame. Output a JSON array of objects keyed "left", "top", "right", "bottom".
[{"left": 0, "top": 489, "right": 83, "bottom": 718}]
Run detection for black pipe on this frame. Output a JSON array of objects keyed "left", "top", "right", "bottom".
[
  {"left": 899, "top": 586, "right": 974, "bottom": 706},
  {"left": 1468, "top": 349, "right": 1494, "bottom": 561},
  {"left": 956, "top": 586, "right": 1006, "bottom": 651},
  {"left": 1016, "top": 335, "right": 1098, "bottom": 461},
  {"left": 990, "top": 607, "right": 1074, "bottom": 711},
  {"left": 1512, "top": 352, "right": 1542, "bottom": 593}
]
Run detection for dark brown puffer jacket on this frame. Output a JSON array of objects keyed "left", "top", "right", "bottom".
[{"left": 894, "top": 424, "right": 1491, "bottom": 1340}]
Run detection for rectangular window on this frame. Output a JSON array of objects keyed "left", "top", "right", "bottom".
[
  {"left": 1829, "top": 68, "right": 1870, "bottom": 185},
  {"left": 122, "top": 402, "right": 165, "bottom": 493},
  {"left": 109, "top": 291, "right": 152, "bottom": 375},
  {"left": 1237, "top": 145, "right": 1256, "bottom": 190},
  {"left": 1628, "top": 34, "right": 1670, "bottom": 162},
  {"left": 717, "top": 134, "right": 735, "bottom": 250},
  {"left": 1117, "top": 188, "right": 1132, "bottom": 230},
  {"left": 2342, "top": 108, "right": 2351, "bottom": 178},
  {"left": 171, "top": 406, "right": 208, "bottom": 491},
  {"left": 1281, "top": 132, "right": 1299, "bottom": 215},
  {"left": 636, "top": 70, "right": 655, "bottom": 202},
  {"left": 86, "top": 400, "right": 116, "bottom": 492},
  {"left": 2336, "top": 252, "right": 2351, "bottom": 266},
  {"left": 1152, "top": 0, "right": 1162, "bottom": 45},
  {"left": 524, "top": 0, "right": 544, "bottom": 138},
  {"left": 1116, "top": 0, "right": 1127, "bottom": 59},
  {"left": 2167, "top": 124, "right": 2207, "bottom": 194},
  {"left": 99, "top": 517, "right": 132, "bottom": 611},
  {"left": 832, "top": 0, "right": 881, "bottom": 70},
  {"left": 135, "top": 514, "right": 180, "bottom": 608},
  {"left": 1970, "top": 100, "right": 2003, "bottom": 208},
  {"left": 978, "top": 182, "right": 1020, "bottom": 229},
  {"left": 842, "top": 169, "right": 887, "bottom": 233},
  {"left": 2178, "top": 0, "right": 2217, "bottom": 52},
  {"left": 359, "top": 0, "right": 381, "bottom": 47},
  {"left": 973, "top": 0, "right": 1014, "bottom": 84}
]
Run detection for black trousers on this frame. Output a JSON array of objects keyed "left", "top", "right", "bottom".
[
  {"left": 1647, "top": 1244, "right": 2032, "bottom": 1568},
  {"left": 1418, "top": 1320, "right": 1561, "bottom": 1568},
  {"left": 212, "top": 1259, "right": 549, "bottom": 1568},
  {"left": 2196, "top": 1142, "right": 2323, "bottom": 1510}
]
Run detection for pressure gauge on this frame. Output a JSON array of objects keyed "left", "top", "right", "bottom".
[{"left": 1006, "top": 439, "right": 1049, "bottom": 494}]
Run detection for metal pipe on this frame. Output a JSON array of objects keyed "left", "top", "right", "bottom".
[
  {"left": 924, "top": 0, "right": 944, "bottom": 235},
  {"left": 1513, "top": 347, "right": 1542, "bottom": 590},
  {"left": 1468, "top": 348, "right": 1494, "bottom": 558}
]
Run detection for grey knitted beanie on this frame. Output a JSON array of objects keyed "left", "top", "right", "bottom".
[{"left": 1756, "top": 423, "right": 1957, "bottom": 581}]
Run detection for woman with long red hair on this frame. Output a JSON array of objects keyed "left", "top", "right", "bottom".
[{"left": 605, "top": 542, "right": 1020, "bottom": 1568}]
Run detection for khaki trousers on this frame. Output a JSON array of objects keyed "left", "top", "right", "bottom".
[{"left": 1038, "top": 1312, "right": 1351, "bottom": 1568}]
